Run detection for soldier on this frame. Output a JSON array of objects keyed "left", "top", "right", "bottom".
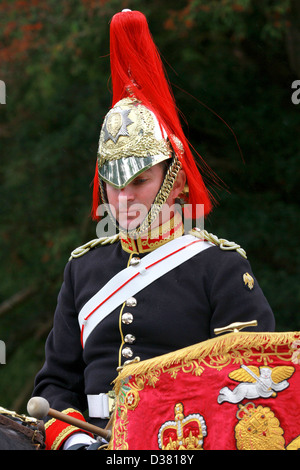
[{"left": 32, "top": 10, "right": 275, "bottom": 450}]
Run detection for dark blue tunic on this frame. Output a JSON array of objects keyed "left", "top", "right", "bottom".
[{"left": 33, "top": 237, "right": 275, "bottom": 429}]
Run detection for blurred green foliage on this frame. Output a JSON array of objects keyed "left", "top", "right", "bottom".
[{"left": 0, "top": 0, "right": 299, "bottom": 412}]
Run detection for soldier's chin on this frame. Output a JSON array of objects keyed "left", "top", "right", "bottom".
[{"left": 118, "top": 214, "right": 142, "bottom": 232}]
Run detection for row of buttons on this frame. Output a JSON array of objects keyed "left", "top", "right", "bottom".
[
  {"left": 121, "top": 256, "right": 140, "bottom": 359},
  {"left": 122, "top": 256, "right": 141, "bottom": 359},
  {"left": 122, "top": 296, "right": 136, "bottom": 358}
]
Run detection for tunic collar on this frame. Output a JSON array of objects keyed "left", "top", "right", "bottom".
[{"left": 120, "top": 212, "right": 184, "bottom": 254}]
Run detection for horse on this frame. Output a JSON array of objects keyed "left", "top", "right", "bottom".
[{"left": 0, "top": 407, "right": 45, "bottom": 450}]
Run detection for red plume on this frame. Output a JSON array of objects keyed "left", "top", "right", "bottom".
[{"left": 92, "top": 161, "right": 100, "bottom": 221}]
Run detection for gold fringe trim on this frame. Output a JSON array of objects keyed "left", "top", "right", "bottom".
[
  {"left": 69, "top": 234, "right": 119, "bottom": 260},
  {"left": 114, "top": 331, "right": 300, "bottom": 393},
  {"left": 190, "top": 228, "right": 247, "bottom": 259}
]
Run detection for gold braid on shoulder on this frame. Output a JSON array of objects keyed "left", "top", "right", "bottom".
[
  {"left": 69, "top": 229, "right": 247, "bottom": 261},
  {"left": 190, "top": 228, "right": 247, "bottom": 259},
  {"left": 69, "top": 234, "right": 120, "bottom": 261}
]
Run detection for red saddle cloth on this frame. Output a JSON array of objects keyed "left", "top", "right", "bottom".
[{"left": 109, "top": 331, "right": 300, "bottom": 450}]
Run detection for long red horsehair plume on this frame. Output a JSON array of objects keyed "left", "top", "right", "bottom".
[{"left": 92, "top": 9, "right": 215, "bottom": 220}]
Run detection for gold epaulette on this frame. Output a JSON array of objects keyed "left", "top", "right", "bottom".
[
  {"left": 69, "top": 234, "right": 120, "bottom": 260},
  {"left": 190, "top": 228, "right": 247, "bottom": 259}
]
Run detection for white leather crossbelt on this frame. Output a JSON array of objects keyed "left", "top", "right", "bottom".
[{"left": 78, "top": 234, "right": 213, "bottom": 347}]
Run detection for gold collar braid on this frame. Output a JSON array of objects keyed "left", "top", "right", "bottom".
[{"left": 120, "top": 212, "right": 184, "bottom": 254}]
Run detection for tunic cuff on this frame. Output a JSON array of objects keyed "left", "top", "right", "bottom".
[{"left": 44, "top": 408, "right": 93, "bottom": 450}]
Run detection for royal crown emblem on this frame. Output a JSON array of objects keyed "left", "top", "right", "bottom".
[{"left": 157, "top": 403, "right": 207, "bottom": 450}]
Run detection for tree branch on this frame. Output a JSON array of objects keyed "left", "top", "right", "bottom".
[{"left": 0, "top": 286, "right": 38, "bottom": 318}]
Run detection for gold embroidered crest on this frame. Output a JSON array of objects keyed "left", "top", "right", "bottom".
[
  {"left": 235, "top": 402, "right": 300, "bottom": 450},
  {"left": 243, "top": 272, "right": 254, "bottom": 290},
  {"left": 235, "top": 402, "right": 285, "bottom": 450}
]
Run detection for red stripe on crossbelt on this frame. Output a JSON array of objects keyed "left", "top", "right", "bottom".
[
  {"left": 80, "top": 239, "right": 202, "bottom": 346},
  {"left": 84, "top": 271, "right": 140, "bottom": 322},
  {"left": 143, "top": 240, "right": 201, "bottom": 270}
]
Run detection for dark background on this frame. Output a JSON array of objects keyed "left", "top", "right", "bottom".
[{"left": 0, "top": 0, "right": 299, "bottom": 413}]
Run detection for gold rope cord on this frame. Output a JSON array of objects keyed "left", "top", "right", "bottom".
[
  {"left": 69, "top": 227, "right": 247, "bottom": 260},
  {"left": 69, "top": 234, "right": 120, "bottom": 260}
]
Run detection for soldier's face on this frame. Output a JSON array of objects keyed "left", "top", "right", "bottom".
[{"left": 105, "top": 164, "right": 165, "bottom": 231}]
